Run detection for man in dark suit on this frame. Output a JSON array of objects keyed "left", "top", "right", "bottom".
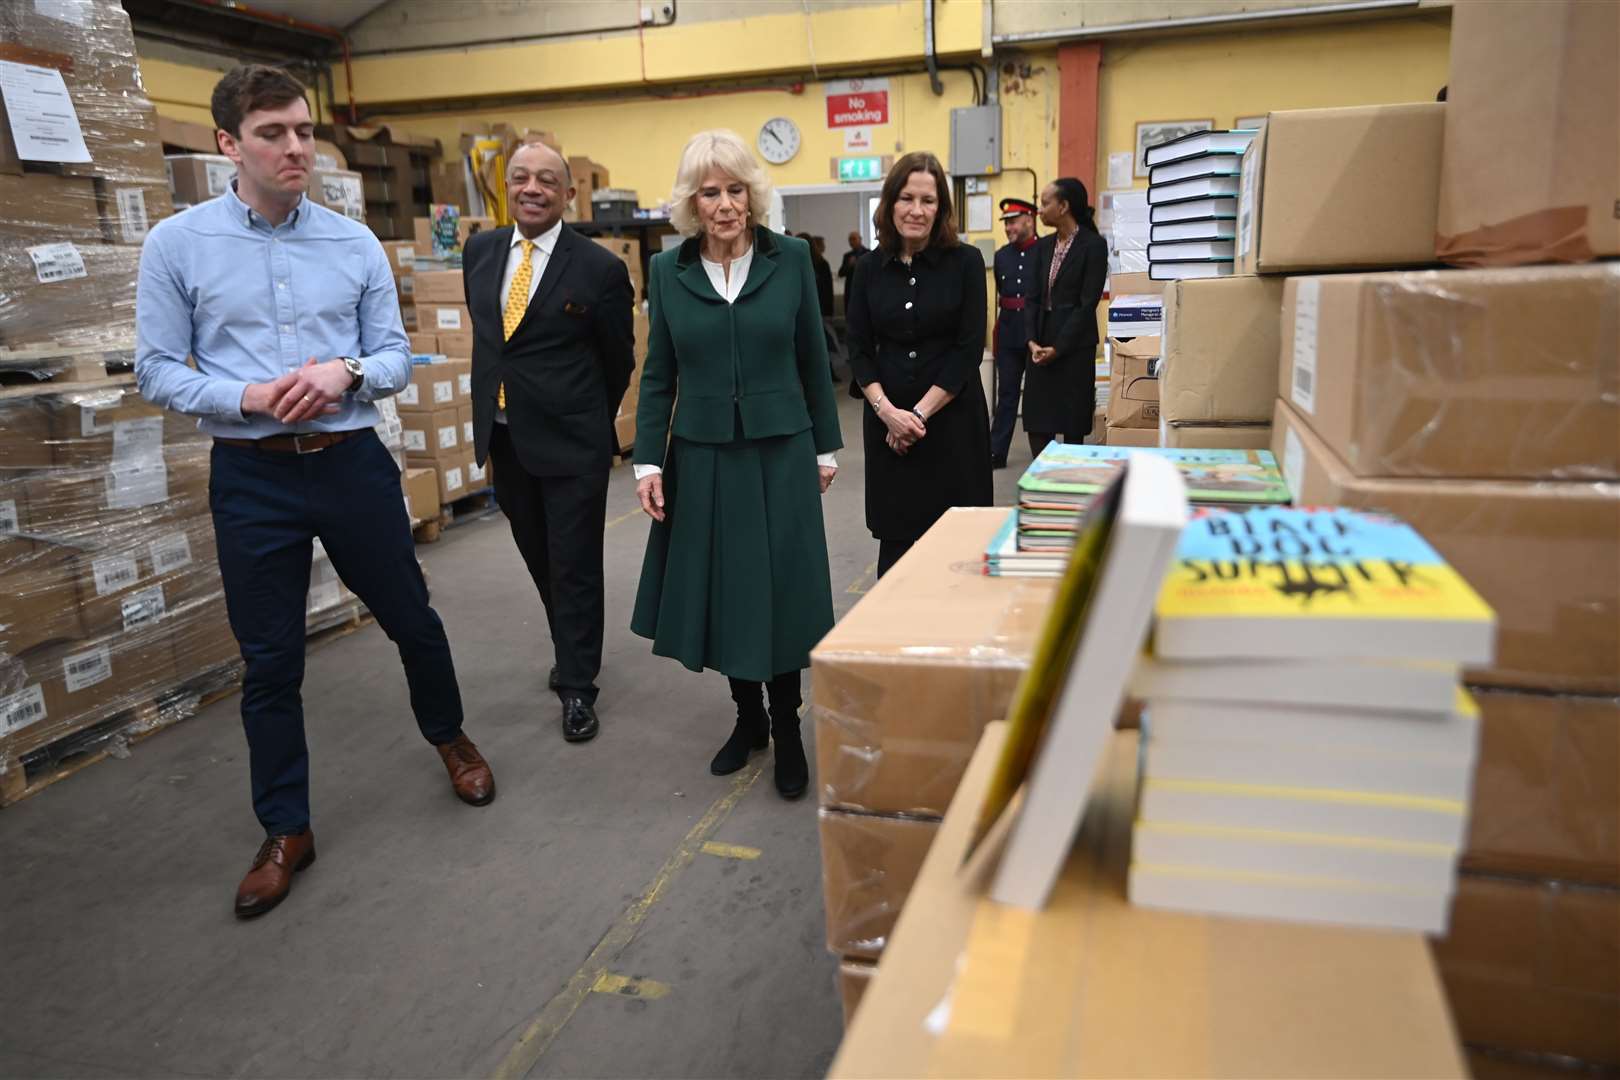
[{"left": 464, "top": 140, "right": 635, "bottom": 742}]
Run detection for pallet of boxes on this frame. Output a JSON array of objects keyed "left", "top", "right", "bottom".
[
  {"left": 1240, "top": 5, "right": 1618, "bottom": 1074},
  {"left": 811, "top": 508, "right": 1061, "bottom": 1024},
  {"left": 0, "top": 1, "right": 235, "bottom": 802}
]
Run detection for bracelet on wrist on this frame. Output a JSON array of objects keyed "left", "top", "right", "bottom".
[{"left": 909, "top": 407, "right": 927, "bottom": 425}]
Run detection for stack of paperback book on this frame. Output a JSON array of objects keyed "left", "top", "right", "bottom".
[
  {"left": 985, "top": 443, "right": 1287, "bottom": 574},
  {"left": 1144, "top": 129, "right": 1257, "bottom": 281},
  {"left": 1127, "top": 506, "right": 1497, "bottom": 933}
]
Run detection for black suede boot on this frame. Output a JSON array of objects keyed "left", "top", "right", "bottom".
[
  {"left": 711, "top": 678, "right": 770, "bottom": 776},
  {"left": 766, "top": 671, "right": 808, "bottom": 799}
]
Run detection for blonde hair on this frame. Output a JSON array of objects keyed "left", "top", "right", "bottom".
[{"left": 669, "top": 129, "right": 773, "bottom": 238}]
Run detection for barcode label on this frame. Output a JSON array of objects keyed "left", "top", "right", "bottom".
[
  {"left": 205, "top": 161, "right": 236, "bottom": 196},
  {"left": 437, "top": 425, "right": 458, "bottom": 450},
  {"left": 404, "top": 429, "right": 427, "bottom": 452},
  {"left": 149, "top": 532, "right": 193, "bottom": 574},
  {"left": 435, "top": 308, "right": 462, "bottom": 330},
  {"left": 0, "top": 499, "right": 18, "bottom": 533},
  {"left": 115, "top": 187, "right": 150, "bottom": 242},
  {"left": 458, "top": 373, "right": 472, "bottom": 396},
  {"left": 106, "top": 461, "right": 168, "bottom": 509},
  {"left": 432, "top": 380, "right": 453, "bottom": 404},
  {"left": 398, "top": 384, "right": 420, "bottom": 406},
  {"left": 444, "top": 466, "right": 464, "bottom": 491},
  {"left": 1236, "top": 143, "right": 1260, "bottom": 261},
  {"left": 395, "top": 247, "right": 416, "bottom": 268},
  {"left": 462, "top": 420, "right": 473, "bottom": 443},
  {"left": 1290, "top": 279, "right": 1320, "bottom": 415},
  {"left": 1284, "top": 426, "right": 1305, "bottom": 500},
  {"left": 26, "top": 241, "right": 87, "bottom": 283},
  {"left": 0, "top": 685, "right": 47, "bottom": 735},
  {"left": 121, "top": 585, "right": 166, "bottom": 631},
  {"left": 63, "top": 645, "right": 112, "bottom": 693},
  {"left": 467, "top": 461, "right": 487, "bottom": 484},
  {"left": 91, "top": 553, "right": 140, "bottom": 596}
]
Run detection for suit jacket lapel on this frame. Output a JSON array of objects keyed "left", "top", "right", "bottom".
[{"left": 733, "top": 226, "right": 779, "bottom": 302}]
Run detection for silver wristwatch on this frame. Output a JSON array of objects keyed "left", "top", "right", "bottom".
[{"left": 340, "top": 356, "right": 364, "bottom": 392}]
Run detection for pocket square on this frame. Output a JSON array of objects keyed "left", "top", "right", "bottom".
[{"left": 563, "top": 300, "right": 589, "bottom": 316}]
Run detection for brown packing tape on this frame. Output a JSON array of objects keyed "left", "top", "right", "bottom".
[
  {"left": 837, "top": 957, "right": 876, "bottom": 1028},
  {"left": 818, "top": 810, "right": 939, "bottom": 958},
  {"left": 1435, "top": 206, "right": 1600, "bottom": 269}
]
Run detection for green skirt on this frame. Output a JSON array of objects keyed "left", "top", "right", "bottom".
[{"left": 631, "top": 429, "right": 834, "bottom": 682}]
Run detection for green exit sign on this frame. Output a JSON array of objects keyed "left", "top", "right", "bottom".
[{"left": 838, "top": 156, "right": 883, "bottom": 182}]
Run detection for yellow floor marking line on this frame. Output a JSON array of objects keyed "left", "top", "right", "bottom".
[
  {"left": 605, "top": 506, "right": 644, "bottom": 531},
  {"left": 845, "top": 560, "right": 878, "bottom": 595},
  {"left": 699, "top": 841, "right": 762, "bottom": 860},
  {"left": 491, "top": 717, "right": 794, "bottom": 1079},
  {"left": 591, "top": 973, "right": 672, "bottom": 999}
]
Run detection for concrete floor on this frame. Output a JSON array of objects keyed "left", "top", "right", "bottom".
[{"left": 0, "top": 383, "right": 1038, "bottom": 1080}]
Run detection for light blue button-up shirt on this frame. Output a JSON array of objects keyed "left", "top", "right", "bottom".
[{"left": 135, "top": 182, "right": 412, "bottom": 437}]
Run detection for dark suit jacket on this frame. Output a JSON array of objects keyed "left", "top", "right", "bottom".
[
  {"left": 634, "top": 226, "right": 841, "bottom": 471},
  {"left": 1023, "top": 228, "right": 1108, "bottom": 437},
  {"left": 464, "top": 223, "right": 635, "bottom": 477}
]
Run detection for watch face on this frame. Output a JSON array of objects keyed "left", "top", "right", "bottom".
[{"left": 758, "top": 117, "right": 800, "bottom": 165}]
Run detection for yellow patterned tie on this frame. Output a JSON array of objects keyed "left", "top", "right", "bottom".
[{"left": 498, "top": 238, "right": 534, "bottom": 409}]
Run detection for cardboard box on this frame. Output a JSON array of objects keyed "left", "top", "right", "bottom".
[
  {"left": 0, "top": 173, "right": 102, "bottom": 243},
  {"left": 403, "top": 467, "right": 439, "bottom": 523},
  {"left": 168, "top": 595, "right": 240, "bottom": 682},
  {"left": 95, "top": 179, "right": 173, "bottom": 246},
  {"left": 457, "top": 403, "right": 473, "bottom": 449},
  {"left": 444, "top": 358, "right": 473, "bottom": 402},
  {"left": 383, "top": 241, "right": 419, "bottom": 276},
  {"left": 613, "top": 411, "right": 635, "bottom": 454},
  {"left": 1236, "top": 102, "right": 1444, "bottom": 274},
  {"left": 1437, "top": 0, "right": 1619, "bottom": 265},
  {"left": 1274, "top": 399, "right": 1620, "bottom": 693},
  {"left": 306, "top": 169, "right": 364, "bottom": 223},
  {"left": 819, "top": 810, "right": 939, "bottom": 958},
  {"left": 592, "top": 236, "right": 642, "bottom": 284},
  {"left": 0, "top": 391, "right": 58, "bottom": 470},
  {"left": 417, "top": 302, "right": 472, "bottom": 334},
  {"left": 1463, "top": 688, "right": 1619, "bottom": 887},
  {"left": 568, "top": 156, "right": 610, "bottom": 221},
  {"left": 413, "top": 269, "right": 466, "bottom": 305},
  {"left": 465, "top": 453, "right": 490, "bottom": 490},
  {"left": 435, "top": 456, "right": 469, "bottom": 503},
  {"left": 401, "top": 304, "right": 418, "bottom": 332},
  {"left": 0, "top": 547, "right": 86, "bottom": 655},
  {"left": 0, "top": 242, "right": 141, "bottom": 348},
  {"left": 1104, "top": 336, "right": 1160, "bottom": 429},
  {"left": 1160, "top": 275, "right": 1286, "bottom": 425},
  {"left": 1161, "top": 423, "right": 1272, "bottom": 450},
  {"left": 396, "top": 364, "right": 460, "bottom": 414},
  {"left": 164, "top": 154, "right": 235, "bottom": 206},
  {"left": 1278, "top": 266, "right": 1620, "bottom": 481},
  {"left": 156, "top": 115, "right": 219, "bottom": 154},
  {"left": 407, "top": 332, "right": 437, "bottom": 353},
  {"left": 402, "top": 405, "right": 462, "bottom": 463},
  {"left": 45, "top": 384, "right": 167, "bottom": 467},
  {"left": 436, "top": 329, "right": 473, "bottom": 358},
  {"left": 1108, "top": 270, "right": 1164, "bottom": 297},
  {"left": 1431, "top": 874, "right": 1620, "bottom": 1067},
  {"left": 811, "top": 508, "right": 1053, "bottom": 817},
  {"left": 1105, "top": 425, "right": 1159, "bottom": 447},
  {"left": 837, "top": 958, "right": 876, "bottom": 1028},
  {"left": 21, "top": 455, "right": 210, "bottom": 544},
  {"left": 0, "top": 624, "right": 180, "bottom": 758},
  {"left": 831, "top": 724, "right": 1467, "bottom": 1079}
]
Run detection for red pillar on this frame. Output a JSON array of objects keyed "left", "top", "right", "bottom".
[{"left": 1058, "top": 42, "right": 1101, "bottom": 192}]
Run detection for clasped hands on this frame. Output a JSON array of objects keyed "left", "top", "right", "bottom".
[
  {"left": 242, "top": 357, "right": 352, "bottom": 422},
  {"left": 1027, "top": 341, "right": 1057, "bottom": 366},
  {"left": 879, "top": 400, "right": 926, "bottom": 456}
]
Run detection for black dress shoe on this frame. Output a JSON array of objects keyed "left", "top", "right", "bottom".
[
  {"left": 561, "top": 697, "right": 599, "bottom": 742},
  {"left": 548, "top": 665, "right": 559, "bottom": 691}
]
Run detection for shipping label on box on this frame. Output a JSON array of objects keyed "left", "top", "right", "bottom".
[
  {"left": 0, "top": 684, "right": 47, "bottom": 737},
  {"left": 396, "top": 365, "right": 456, "bottom": 412},
  {"left": 419, "top": 303, "right": 471, "bottom": 332}
]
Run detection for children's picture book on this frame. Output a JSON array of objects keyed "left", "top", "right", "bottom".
[{"left": 1018, "top": 444, "right": 1290, "bottom": 508}]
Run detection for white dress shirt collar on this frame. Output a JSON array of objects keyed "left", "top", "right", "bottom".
[
  {"left": 699, "top": 242, "right": 754, "bottom": 305},
  {"left": 510, "top": 217, "right": 563, "bottom": 256}
]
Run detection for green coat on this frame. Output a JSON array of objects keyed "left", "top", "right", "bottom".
[{"left": 634, "top": 227, "right": 843, "bottom": 465}]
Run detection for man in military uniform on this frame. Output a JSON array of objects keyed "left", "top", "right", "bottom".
[{"left": 990, "top": 197, "right": 1038, "bottom": 469}]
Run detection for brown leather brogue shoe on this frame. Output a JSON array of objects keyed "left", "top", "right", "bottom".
[
  {"left": 234, "top": 830, "right": 316, "bottom": 919},
  {"left": 436, "top": 733, "right": 496, "bottom": 806}
]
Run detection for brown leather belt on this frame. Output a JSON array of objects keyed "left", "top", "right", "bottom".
[
  {"left": 999, "top": 297, "right": 1027, "bottom": 311},
  {"left": 214, "top": 430, "right": 363, "bottom": 454}
]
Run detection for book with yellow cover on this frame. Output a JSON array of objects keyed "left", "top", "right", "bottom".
[{"left": 1154, "top": 506, "right": 1495, "bottom": 664}]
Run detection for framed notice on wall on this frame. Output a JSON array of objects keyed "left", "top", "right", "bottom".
[{"left": 1134, "top": 119, "right": 1214, "bottom": 177}]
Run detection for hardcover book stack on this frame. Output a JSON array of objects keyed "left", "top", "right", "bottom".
[
  {"left": 1144, "top": 129, "right": 1256, "bottom": 282},
  {"left": 986, "top": 443, "right": 1287, "bottom": 575},
  {"left": 1127, "top": 506, "right": 1498, "bottom": 933}
]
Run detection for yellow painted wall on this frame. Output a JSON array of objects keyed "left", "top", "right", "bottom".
[
  {"left": 136, "top": 51, "right": 331, "bottom": 128},
  {"left": 1097, "top": 15, "right": 1452, "bottom": 194}
]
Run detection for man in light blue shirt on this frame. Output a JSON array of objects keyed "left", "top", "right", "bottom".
[{"left": 136, "top": 65, "right": 496, "bottom": 920}]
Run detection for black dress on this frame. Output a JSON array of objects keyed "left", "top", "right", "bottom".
[
  {"left": 1024, "top": 228, "right": 1108, "bottom": 439},
  {"left": 846, "top": 243, "right": 993, "bottom": 544}
]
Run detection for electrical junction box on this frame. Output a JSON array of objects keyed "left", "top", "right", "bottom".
[{"left": 951, "top": 106, "right": 1002, "bottom": 176}]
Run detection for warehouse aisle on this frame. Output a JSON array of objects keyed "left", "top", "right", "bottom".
[{"left": 0, "top": 381, "right": 1033, "bottom": 1079}]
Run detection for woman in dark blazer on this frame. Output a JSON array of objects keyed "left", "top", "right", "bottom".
[
  {"left": 1024, "top": 177, "right": 1109, "bottom": 457},
  {"left": 846, "top": 152, "right": 992, "bottom": 577},
  {"left": 631, "top": 130, "right": 842, "bottom": 799}
]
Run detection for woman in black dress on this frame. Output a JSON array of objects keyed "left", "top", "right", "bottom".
[
  {"left": 846, "top": 152, "right": 992, "bottom": 577},
  {"left": 1024, "top": 176, "right": 1109, "bottom": 457}
]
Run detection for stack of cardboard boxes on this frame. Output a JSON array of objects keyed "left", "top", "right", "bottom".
[
  {"left": 1261, "top": 5, "right": 1619, "bottom": 1072},
  {"left": 0, "top": 0, "right": 174, "bottom": 350},
  {"left": 398, "top": 356, "right": 480, "bottom": 505},
  {"left": 320, "top": 125, "right": 441, "bottom": 241},
  {"left": 812, "top": 509, "right": 1058, "bottom": 1023}
]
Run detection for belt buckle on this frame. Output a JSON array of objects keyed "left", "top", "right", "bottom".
[{"left": 292, "top": 432, "right": 326, "bottom": 455}]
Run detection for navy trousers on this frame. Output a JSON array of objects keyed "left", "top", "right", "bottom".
[
  {"left": 209, "top": 431, "right": 463, "bottom": 835},
  {"left": 989, "top": 345, "right": 1026, "bottom": 462}
]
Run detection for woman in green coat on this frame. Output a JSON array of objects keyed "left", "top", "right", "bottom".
[{"left": 631, "top": 130, "right": 843, "bottom": 799}]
